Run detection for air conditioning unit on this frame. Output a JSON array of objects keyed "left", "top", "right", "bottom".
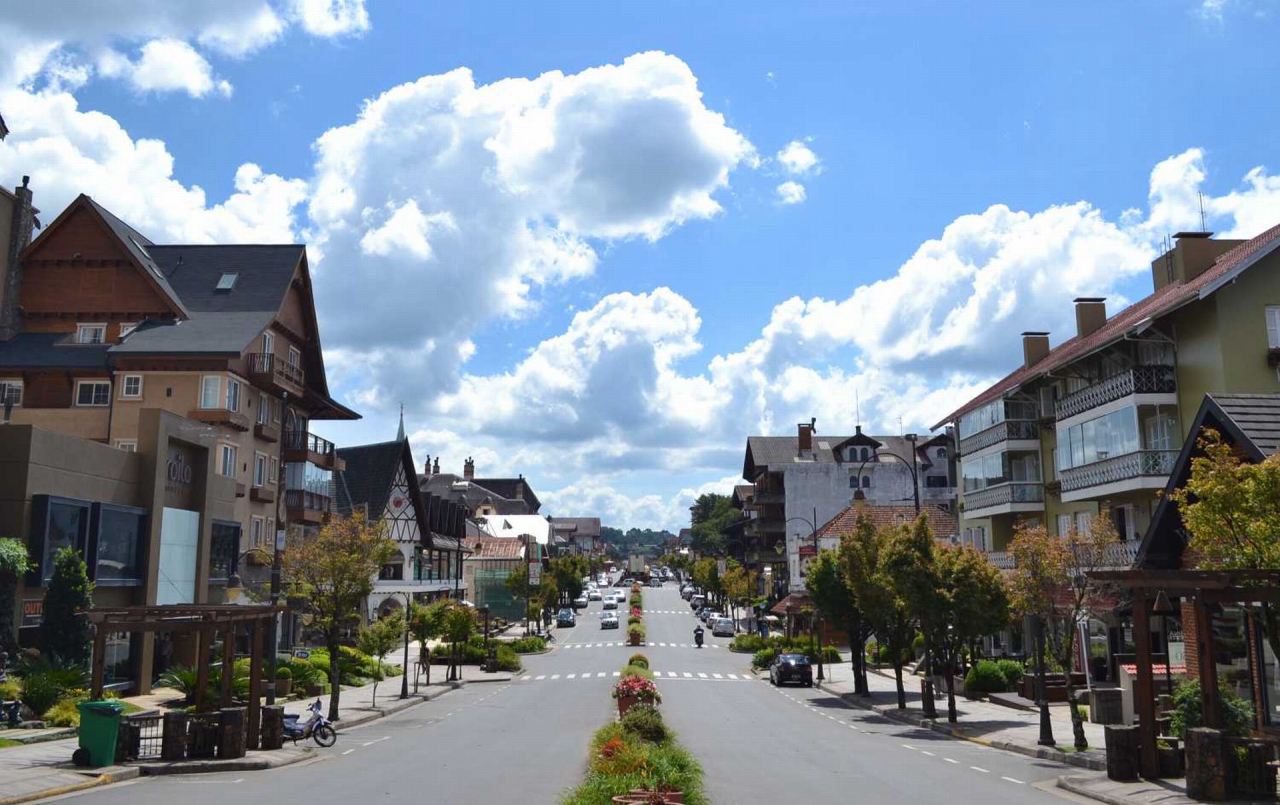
[{"left": 1038, "top": 386, "right": 1056, "bottom": 419}]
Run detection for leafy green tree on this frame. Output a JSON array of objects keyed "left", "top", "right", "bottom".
[
  {"left": 841, "top": 510, "right": 915, "bottom": 708},
  {"left": 41, "top": 547, "right": 93, "bottom": 666},
  {"left": 408, "top": 600, "right": 446, "bottom": 685},
  {"left": 882, "top": 515, "right": 942, "bottom": 716},
  {"left": 0, "top": 539, "right": 29, "bottom": 656},
  {"left": 720, "top": 562, "right": 757, "bottom": 628},
  {"left": 930, "top": 545, "right": 1010, "bottom": 721},
  {"left": 505, "top": 563, "right": 558, "bottom": 633},
  {"left": 283, "top": 511, "right": 397, "bottom": 720},
  {"left": 355, "top": 611, "right": 404, "bottom": 707},
  {"left": 550, "top": 555, "right": 589, "bottom": 604},
  {"left": 688, "top": 493, "right": 736, "bottom": 555},
  {"left": 691, "top": 557, "right": 722, "bottom": 608},
  {"left": 807, "top": 549, "right": 872, "bottom": 695},
  {"left": 440, "top": 601, "right": 476, "bottom": 681}
]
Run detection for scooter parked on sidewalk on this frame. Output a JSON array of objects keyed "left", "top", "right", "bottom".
[
  {"left": 282, "top": 699, "right": 337, "bottom": 747},
  {"left": 694, "top": 626, "right": 704, "bottom": 648}
]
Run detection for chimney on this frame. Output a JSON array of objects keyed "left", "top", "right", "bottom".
[
  {"left": 433, "top": 456, "right": 440, "bottom": 475},
  {"left": 1151, "top": 231, "right": 1244, "bottom": 291},
  {"left": 424, "top": 454, "right": 432, "bottom": 476},
  {"left": 1073, "top": 297, "right": 1107, "bottom": 339},
  {"left": 797, "top": 418, "right": 815, "bottom": 454},
  {"left": 463, "top": 457, "right": 475, "bottom": 481},
  {"left": 0, "top": 176, "right": 36, "bottom": 342},
  {"left": 1021, "top": 332, "right": 1050, "bottom": 369}
]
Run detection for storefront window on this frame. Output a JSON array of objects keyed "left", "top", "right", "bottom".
[
  {"left": 93, "top": 504, "right": 146, "bottom": 585},
  {"left": 1210, "top": 606, "right": 1257, "bottom": 711},
  {"left": 208, "top": 522, "right": 241, "bottom": 582},
  {"left": 37, "top": 497, "right": 90, "bottom": 584}
]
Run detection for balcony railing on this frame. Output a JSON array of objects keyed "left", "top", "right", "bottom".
[
  {"left": 985, "top": 551, "right": 1017, "bottom": 570},
  {"left": 745, "top": 519, "right": 785, "bottom": 536},
  {"left": 284, "top": 431, "right": 342, "bottom": 471},
  {"left": 285, "top": 489, "right": 331, "bottom": 524},
  {"left": 963, "top": 482, "right": 1044, "bottom": 513},
  {"left": 248, "top": 353, "right": 305, "bottom": 395},
  {"left": 1054, "top": 365, "right": 1176, "bottom": 421},
  {"left": 188, "top": 408, "right": 251, "bottom": 432},
  {"left": 1099, "top": 540, "right": 1141, "bottom": 568},
  {"left": 959, "top": 420, "right": 1039, "bottom": 455},
  {"left": 1058, "top": 450, "right": 1178, "bottom": 493}
]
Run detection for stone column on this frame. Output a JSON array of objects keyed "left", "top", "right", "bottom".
[
  {"left": 259, "top": 705, "right": 284, "bottom": 750},
  {"left": 1186, "top": 727, "right": 1226, "bottom": 801},
  {"left": 161, "top": 712, "right": 189, "bottom": 761},
  {"left": 1092, "top": 688, "right": 1124, "bottom": 725},
  {"left": 1104, "top": 724, "right": 1140, "bottom": 781},
  {"left": 218, "top": 707, "right": 247, "bottom": 759}
]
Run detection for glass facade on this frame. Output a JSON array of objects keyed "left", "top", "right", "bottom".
[
  {"left": 961, "top": 451, "right": 1041, "bottom": 492},
  {"left": 94, "top": 505, "right": 146, "bottom": 585},
  {"left": 1058, "top": 406, "right": 1139, "bottom": 471},
  {"left": 959, "top": 399, "right": 1037, "bottom": 439},
  {"left": 41, "top": 499, "right": 90, "bottom": 583},
  {"left": 286, "top": 461, "right": 332, "bottom": 496}
]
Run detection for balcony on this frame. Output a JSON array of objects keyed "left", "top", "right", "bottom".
[
  {"left": 959, "top": 420, "right": 1039, "bottom": 455},
  {"left": 921, "top": 486, "right": 957, "bottom": 501},
  {"left": 286, "top": 489, "right": 331, "bottom": 525},
  {"left": 984, "top": 541, "right": 1140, "bottom": 571},
  {"left": 250, "top": 485, "right": 276, "bottom": 504},
  {"left": 745, "top": 518, "right": 785, "bottom": 537},
  {"left": 188, "top": 407, "right": 251, "bottom": 432},
  {"left": 255, "top": 421, "right": 280, "bottom": 443},
  {"left": 962, "top": 482, "right": 1044, "bottom": 515},
  {"left": 752, "top": 490, "right": 785, "bottom": 505},
  {"left": 985, "top": 551, "right": 1017, "bottom": 570},
  {"left": 248, "top": 353, "right": 305, "bottom": 396},
  {"left": 1054, "top": 365, "right": 1176, "bottom": 421},
  {"left": 284, "top": 430, "right": 344, "bottom": 471},
  {"left": 1059, "top": 449, "right": 1177, "bottom": 499}
]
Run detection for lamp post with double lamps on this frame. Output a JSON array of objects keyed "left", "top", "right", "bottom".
[{"left": 785, "top": 512, "right": 824, "bottom": 684}]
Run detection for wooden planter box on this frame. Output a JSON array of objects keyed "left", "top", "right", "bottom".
[
  {"left": 629, "top": 633, "right": 642, "bottom": 646},
  {"left": 617, "top": 694, "right": 639, "bottom": 718}
]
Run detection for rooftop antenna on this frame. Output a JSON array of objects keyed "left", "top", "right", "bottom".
[
  {"left": 855, "top": 389, "right": 861, "bottom": 429},
  {"left": 1198, "top": 192, "right": 1208, "bottom": 232}
]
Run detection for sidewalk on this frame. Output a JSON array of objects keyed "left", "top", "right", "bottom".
[
  {"left": 0, "top": 673, "right": 487, "bottom": 805},
  {"left": 1057, "top": 775, "right": 1200, "bottom": 805},
  {"left": 814, "top": 654, "right": 1108, "bottom": 772}
]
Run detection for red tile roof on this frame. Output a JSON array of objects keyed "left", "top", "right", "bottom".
[
  {"left": 462, "top": 536, "right": 524, "bottom": 559},
  {"left": 932, "top": 223, "right": 1280, "bottom": 430},
  {"left": 815, "top": 503, "right": 958, "bottom": 538}
]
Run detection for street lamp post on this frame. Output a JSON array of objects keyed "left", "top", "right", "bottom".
[
  {"left": 478, "top": 605, "right": 492, "bottom": 672},
  {"left": 785, "top": 513, "right": 824, "bottom": 684},
  {"left": 400, "top": 591, "right": 413, "bottom": 699}
]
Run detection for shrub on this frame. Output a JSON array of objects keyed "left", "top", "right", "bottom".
[
  {"left": 963, "top": 661, "right": 1007, "bottom": 698},
  {"left": 627, "top": 623, "right": 645, "bottom": 639},
  {"left": 44, "top": 697, "right": 82, "bottom": 728},
  {"left": 621, "top": 664, "right": 654, "bottom": 681},
  {"left": 620, "top": 703, "right": 669, "bottom": 744},
  {"left": 508, "top": 635, "right": 547, "bottom": 653},
  {"left": 0, "top": 680, "right": 21, "bottom": 701},
  {"left": 627, "top": 615, "right": 642, "bottom": 626},
  {"left": 287, "top": 659, "right": 324, "bottom": 689},
  {"left": 19, "top": 673, "right": 62, "bottom": 717},
  {"left": 564, "top": 723, "right": 705, "bottom": 805},
  {"left": 275, "top": 666, "right": 292, "bottom": 680},
  {"left": 611, "top": 675, "right": 660, "bottom": 705},
  {"left": 751, "top": 647, "right": 778, "bottom": 670},
  {"left": 627, "top": 653, "right": 649, "bottom": 669},
  {"left": 911, "top": 632, "right": 925, "bottom": 656},
  {"left": 730, "top": 634, "right": 768, "bottom": 653},
  {"left": 1169, "top": 679, "right": 1254, "bottom": 738},
  {"left": 994, "top": 659, "right": 1024, "bottom": 691}
]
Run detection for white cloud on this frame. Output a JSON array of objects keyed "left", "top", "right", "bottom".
[
  {"left": 359, "top": 200, "right": 457, "bottom": 260},
  {"left": 776, "top": 181, "right": 806, "bottom": 204},
  {"left": 1197, "top": 0, "right": 1229, "bottom": 21},
  {"left": 776, "top": 139, "right": 820, "bottom": 176},
  {"left": 541, "top": 476, "right": 738, "bottom": 531},
  {"left": 104, "top": 39, "right": 232, "bottom": 98},
  {"left": 292, "top": 0, "right": 370, "bottom": 37}
]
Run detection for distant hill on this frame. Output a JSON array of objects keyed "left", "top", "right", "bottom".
[{"left": 600, "top": 526, "right": 677, "bottom": 556}]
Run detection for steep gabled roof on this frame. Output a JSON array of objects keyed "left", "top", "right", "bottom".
[
  {"left": 933, "top": 224, "right": 1280, "bottom": 430},
  {"left": 109, "top": 311, "right": 274, "bottom": 355},
  {"left": 149, "top": 245, "right": 304, "bottom": 313},
  {"left": 335, "top": 440, "right": 406, "bottom": 516},
  {"left": 816, "top": 503, "right": 958, "bottom": 539}
]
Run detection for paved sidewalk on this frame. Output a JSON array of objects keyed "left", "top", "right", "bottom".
[
  {"left": 1057, "top": 775, "right": 1202, "bottom": 805},
  {"left": 813, "top": 655, "right": 1108, "bottom": 772}
]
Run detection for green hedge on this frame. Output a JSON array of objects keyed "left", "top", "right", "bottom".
[
  {"left": 994, "top": 659, "right": 1024, "bottom": 691},
  {"left": 750, "top": 645, "right": 839, "bottom": 670},
  {"left": 508, "top": 635, "right": 548, "bottom": 653},
  {"left": 963, "top": 661, "right": 1007, "bottom": 698},
  {"left": 560, "top": 722, "right": 705, "bottom": 805}
]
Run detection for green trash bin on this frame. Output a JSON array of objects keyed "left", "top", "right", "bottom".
[{"left": 74, "top": 700, "right": 125, "bottom": 768}]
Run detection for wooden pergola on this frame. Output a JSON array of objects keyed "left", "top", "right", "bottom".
[
  {"left": 86, "top": 605, "right": 283, "bottom": 743},
  {"left": 1090, "top": 569, "right": 1280, "bottom": 778}
]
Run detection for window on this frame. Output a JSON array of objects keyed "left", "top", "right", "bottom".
[
  {"left": 120, "top": 375, "right": 143, "bottom": 398},
  {"left": 963, "top": 527, "right": 972, "bottom": 547},
  {"left": 75, "top": 323, "right": 106, "bottom": 344},
  {"left": 257, "top": 393, "right": 268, "bottom": 424},
  {"left": 1268, "top": 307, "right": 1280, "bottom": 349},
  {"left": 1057, "top": 405, "right": 1140, "bottom": 470},
  {"left": 209, "top": 522, "right": 241, "bottom": 581},
  {"left": 1144, "top": 410, "right": 1179, "bottom": 451},
  {"left": 925, "top": 475, "right": 948, "bottom": 488},
  {"left": 1057, "top": 514, "right": 1073, "bottom": 537},
  {"left": 1075, "top": 511, "right": 1093, "bottom": 537},
  {"left": 269, "top": 457, "right": 279, "bottom": 484},
  {"left": 861, "top": 475, "right": 871, "bottom": 489},
  {"left": 288, "top": 346, "right": 301, "bottom": 368},
  {"left": 114, "top": 440, "right": 137, "bottom": 452},
  {"left": 262, "top": 331, "right": 275, "bottom": 356},
  {"left": 118, "top": 322, "right": 138, "bottom": 339},
  {"left": 34, "top": 496, "right": 91, "bottom": 585},
  {"left": 200, "top": 376, "right": 221, "bottom": 409},
  {"left": 93, "top": 504, "right": 146, "bottom": 586},
  {"left": 974, "top": 526, "right": 987, "bottom": 552},
  {"left": 266, "top": 518, "right": 275, "bottom": 545},
  {"left": 0, "top": 379, "right": 22, "bottom": 406},
  {"left": 216, "top": 272, "right": 239, "bottom": 290},
  {"left": 251, "top": 517, "right": 263, "bottom": 548},
  {"left": 254, "top": 453, "right": 267, "bottom": 487},
  {"left": 75, "top": 380, "right": 111, "bottom": 406},
  {"left": 936, "top": 447, "right": 948, "bottom": 458},
  {"left": 219, "top": 444, "right": 237, "bottom": 478},
  {"left": 225, "top": 378, "right": 241, "bottom": 412}
]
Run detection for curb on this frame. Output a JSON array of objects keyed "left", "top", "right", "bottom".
[
  {"left": 1, "top": 728, "right": 78, "bottom": 746},
  {"left": 1056, "top": 775, "right": 1132, "bottom": 805},
  {"left": 138, "top": 748, "right": 314, "bottom": 776},
  {"left": 0, "top": 766, "right": 141, "bottom": 805}
]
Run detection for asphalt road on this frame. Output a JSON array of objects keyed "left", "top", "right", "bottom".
[{"left": 43, "top": 575, "right": 1087, "bottom": 804}]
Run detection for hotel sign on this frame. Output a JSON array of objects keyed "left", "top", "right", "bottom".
[{"left": 163, "top": 444, "right": 200, "bottom": 509}]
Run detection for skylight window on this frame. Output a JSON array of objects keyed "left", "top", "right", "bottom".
[{"left": 216, "top": 273, "right": 239, "bottom": 291}]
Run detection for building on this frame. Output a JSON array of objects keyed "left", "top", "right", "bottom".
[
  {"left": 462, "top": 536, "right": 528, "bottom": 621},
  {"left": 421, "top": 458, "right": 541, "bottom": 516},
  {"left": 0, "top": 193, "right": 356, "bottom": 571},
  {"left": 550, "top": 517, "right": 602, "bottom": 557},
  {"left": 740, "top": 420, "right": 957, "bottom": 593},
  {"left": 935, "top": 226, "right": 1280, "bottom": 570}
]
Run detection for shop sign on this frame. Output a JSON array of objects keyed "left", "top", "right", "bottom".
[
  {"left": 163, "top": 444, "right": 200, "bottom": 509},
  {"left": 21, "top": 599, "right": 42, "bottom": 628}
]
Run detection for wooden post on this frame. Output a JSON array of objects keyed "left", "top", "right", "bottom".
[
  {"left": 220, "top": 626, "right": 235, "bottom": 708},
  {"left": 1132, "top": 588, "right": 1159, "bottom": 779},
  {"left": 248, "top": 620, "right": 263, "bottom": 749},
  {"left": 195, "top": 627, "right": 210, "bottom": 712},
  {"left": 90, "top": 626, "right": 107, "bottom": 699},
  {"left": 1194, "top": 594, "right": 1222, "bottom": 728}
]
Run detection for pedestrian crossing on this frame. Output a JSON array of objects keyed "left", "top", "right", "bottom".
[
  {"left": 517, "top": 670, "right": 753, "bottom": 683},
  {"left": 560, "top": 642, "right": 722, "bottom": 649}
]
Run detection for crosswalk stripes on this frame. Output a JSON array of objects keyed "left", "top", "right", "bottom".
[
  {"left": 514, "top": 671, "right": 749, "bottom": 684},
  {"left": 559, "top": 642, "right": 722, "bottom": 649}
]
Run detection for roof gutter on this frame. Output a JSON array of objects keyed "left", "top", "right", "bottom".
[{"left": 1198, "top": 237, "right": 1280, "bottom": 299}]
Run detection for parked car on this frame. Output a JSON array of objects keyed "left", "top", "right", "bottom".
[
  {"left": 573, "top": 595, "right": 589, "bottom": 609},
  {"left": 603, "top": 598, "right": 618, "bottom": 610},
  {"left": 769, "top": 653, "right": 814, "bottom": 687},
  {"left": 614, "top": 589, "right": 626, "bottom": 600},
  {"left": 690, "top": 595, "right": 706, "bottom": 610},
  {"left": 681, "top": 586, "right": 695, "bottom": 600},
  {"left": 557, "top": 608, "right": 576, "bottom": 627},
  {"left": 695, "top": 606, "right": 711, "bottom": 621},
  {"left": 712, "top": 618, "right": 735, "bottom": 637},
  {"left": 600, "top": 612, "right": 620, "bottom": 629},
  {"left": 588, "top": 590, "right": 602, "bottom": 601},
  {"left": 649, "top": 578, "right": 662, "bottom": 587},
  {"left": 702, "top": 610, "right": 721, "bottom": 625}
]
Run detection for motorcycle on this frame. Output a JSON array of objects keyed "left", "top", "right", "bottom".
[
  {"left": 694, "top": 627, "right": 704, "bottom": 648},
  {"left": 282, "top": 699, "right": 337, "bottom": 747}
]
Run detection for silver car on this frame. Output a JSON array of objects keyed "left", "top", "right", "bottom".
[{"left": 712, "top": 618, "right": 735, "bottom": 637}]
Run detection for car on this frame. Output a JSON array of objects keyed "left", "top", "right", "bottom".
[
  {"left": 588, "top": 590, "right": 602, "bottom": 601},
  {"left": 681, "top": 586, "right": 695, "bottom": 600},
  {"left": 695, "top": 606, "right": 710, "bottom": 621},
  {"left": 712, "top": 618, "right": 735, "bottom": 637},
  {"left": 573, "top": 595, "right": 589, "bottom": 609},
  {"left": 556, "top": 608, "right": 576, "bottom": 627},
  {"left": 602, "top": 598, "right": 618, "bottom": 610},
  {"left": 702, "top": 610, "right": 721, "bottom": 625},
  {"left": 614, "top": 589, "right": 626, "bottom": 600},
  {"left": 690, "top": 595, "right": 706, "bottom": 611},
  {"left": 769, "top": 653, "right": 814, "bottom": 687},
  {"left": 649, "top": 578, "right": 662, "bottom": 588},
  {"left": 600, "top": 612, "right": 620, "bottom": 629}
]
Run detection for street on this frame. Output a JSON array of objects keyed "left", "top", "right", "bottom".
[{"left": 41, "top": 579, "right": 1082, "bottom": 804}]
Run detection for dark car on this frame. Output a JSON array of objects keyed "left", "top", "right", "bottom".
[
  {"left": 769, "top": 653, "right": 813, "bottom": 687},
  {"left": 556, "top": 608, "right": 576, "bottom": 627}
]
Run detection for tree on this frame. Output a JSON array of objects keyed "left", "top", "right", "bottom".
[
  {"left": 720, "top": 562, "right": 758, "bottom": 629},
  {"left": 0, "top": 539, "right": 29, "bottom": 656},
  {"left": 408, "top": 600, "right": 447, "bottom": 686},
  {"left": 807, "top": 548, "right": 872, "bottom": 695},
  {"left": 882, "top": 515, "right": 942, "bottom": 716},
  {"left": 41, "top": 546, "right": 93, "bottom": 666},
  {"left": 550, "top": 555, "right": 588, "bottom": 604},
  {"left": 505, "top": 563, "right": 557, "bottom": 635},
  {"left": 691, "top": 557, "right": 722, "bottom": 608},
  {"left": 930, "top": 545, "right": 1010, "bottom": 722},
  {"left": 283, "top": 511, "right": 397, "bottom": 720},
  {"left": 1007, "top": 516, "right": 1118, "bottom": 749},
  {"left": 688, "top": 493, "right": 736, "bottom": 555},
  {"left": 841, "top": 509, "right": 915, "bottom": 708},
  {"left": 440, "top": 601, "right": 475, "bottom": 681},
  {"left": 355, "top": 611, "right": 404, "bottom": 707}
]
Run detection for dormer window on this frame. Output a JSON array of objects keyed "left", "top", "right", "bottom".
[
  {"left": 216, "top": 272, "right": 239, "bottom": 291},
  {"left": 75, "top": 323, "right": 106, "bottom": 344}
]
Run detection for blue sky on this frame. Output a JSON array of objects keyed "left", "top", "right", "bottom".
[{"left": 2, "top": 0, "right": 1279, "bottom": 529}]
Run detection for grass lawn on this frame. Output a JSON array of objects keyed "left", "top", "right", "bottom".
[{"left": 0, "top": 738, "right": 21, "bottom": 748}]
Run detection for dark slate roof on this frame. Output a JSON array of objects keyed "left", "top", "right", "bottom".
[
  {"left": 149, "top": 245, "right": 303, "bottom": 313},
  {"left": 743, "top": 433, "right": 907, "bottom": 478},
  {"left": 335, "top": 440, "right": 405, "bottom": 516},
  {"left": 1210, "top": 394, "right": 1280, "bottom": 457},
  {"left": 84, "top": 198, "right": 190, "bottom": 318},
  {"left": 421, "top": 473, "right": 540, "bottom": 515},
  {"left": 473, "top": 477, "right": 541, "bottom": 513},
  {"left": 108, "top": 311, "right": 273, "bottom": 355},
  {"left": 0, "top": 113, "right": 8, "bottom": 140},
  {"left": 0, "top": 332, "right": 110, "bottom": 369},
  {"left": 552, "top": 517, "right": 601, "bottom": 538}
]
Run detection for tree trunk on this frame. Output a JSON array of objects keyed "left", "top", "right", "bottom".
[
  {"left": 1066, "top": 682, "right": 1088, "bottom": 750},
  {"left": 893, "top": 660, "right": 906, "bottom": 708},
  {"left": 944, "top": 655, "right": 958, "bottom": 722},
  {"left": 327, "top": 633, "right": 342, "bottom": 722},
  {"left": 848, "top": 623, "right": 867, "bottom": 696}
]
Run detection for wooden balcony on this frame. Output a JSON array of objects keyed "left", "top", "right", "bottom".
[
  {"left": 248, "top": 353, "right": 305, "bottom": 397},
  {"left": 286, "top": 489, "right": 331, "bottom": 524},
  {"left": 283, "top": 430, "right": 344, "bottom": 471},
  {"left": 255, "top": 421, "right": 280, "bottom": 443},
  {"left": 251, "top": 485, "right": 276, "bottom": 503},
  {"left": 189, "top": 408, "right": 251, "bottom": 432}
]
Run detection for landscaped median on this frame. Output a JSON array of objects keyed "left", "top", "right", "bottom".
[
  {"left": 561, "top": 653, "right": 705, "bottom": 805},
  {"left": 627, "top": 588, "right": 646, "bottom": 647}
]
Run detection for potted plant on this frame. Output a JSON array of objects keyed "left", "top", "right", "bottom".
[
  {"left": 612, "top": 675, "right": 659, "bottom": 717},
  {"left": 274, "top": 666, "right": 293, "bottom": 697},
  {"left": 628, "top": 623, "right": 645, "bottom": 647}
]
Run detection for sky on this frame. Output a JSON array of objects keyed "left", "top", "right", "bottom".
[{"left": 3, "top": 0, "right": 1280, "bottom": 531}]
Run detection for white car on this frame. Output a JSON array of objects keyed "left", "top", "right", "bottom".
[
  {"left": 602, "top": 598, "right": 618, "bottom": 610},
  {"left": 600, "top": 612, "right": 620, "bottom": 629},
  {"left": 588, "top": 590, "right": 602, "bottom": 601}
]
